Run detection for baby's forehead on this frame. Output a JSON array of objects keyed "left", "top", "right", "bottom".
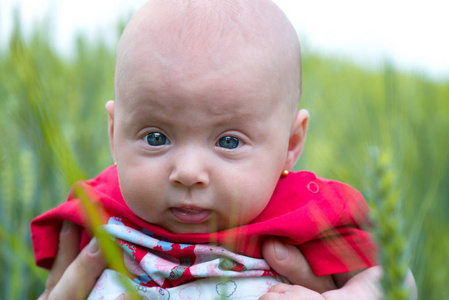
[
  {"left": 118, "top": 60, "right": 282, "bottom": 113},
  {"left": 132, "top": 0, "right": 279, "bottom": 38},
  {"left": 117, "top": 82, "right": 287, "bottom": 135},
  {"left": 119, "top": 0, "right": 297, "bottom": 65},
  {"left": 116, "top": 0, "right": 300, "bottom": 112}
]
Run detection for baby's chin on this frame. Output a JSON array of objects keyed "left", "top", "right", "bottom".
[{"left": 162, "top": 219, "right": 238, "bottom": 235}]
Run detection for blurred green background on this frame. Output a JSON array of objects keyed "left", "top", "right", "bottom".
[{"left": 0, "top": 10, "right": 448, "bottom": 300}]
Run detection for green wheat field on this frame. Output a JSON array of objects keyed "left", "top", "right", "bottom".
[{"left": 0, "top": 12, "right": 448, "bottom": 300}]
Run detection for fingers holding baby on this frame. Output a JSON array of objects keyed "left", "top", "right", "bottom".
[
  {"left": 38, "top": 222, "right": 105, "bottom": 300},
  {"left": 262, "top": 238, "right": 337, "bottom": 293}
]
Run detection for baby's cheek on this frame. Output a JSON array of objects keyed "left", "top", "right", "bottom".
[
  {"left": 121, "top": 181, "right": 159, "bottom": 223},
  {"left": 240, "top": 185, "right": 275, "bottom": 223},
  {"left": 238, "top": 198, "right": 270, "bottom": 225}
]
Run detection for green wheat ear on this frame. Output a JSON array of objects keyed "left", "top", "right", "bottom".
[{"left": 367, "top": 148, "right": 410, "bottom": 300}]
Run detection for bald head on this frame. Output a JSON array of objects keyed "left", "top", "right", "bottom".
[{"left": 115, "top": 0, "right": 301, "bottom": 112}]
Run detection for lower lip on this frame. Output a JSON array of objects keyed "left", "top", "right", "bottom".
[{"left": 170, "top": 207, "right": 211, "bottom": 224}]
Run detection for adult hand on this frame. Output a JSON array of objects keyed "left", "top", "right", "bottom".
[
  {"left": 260, "top": 238, "right": 417, "bottom": 300},
  {"left": 260, "top": 237, "right": 373, "bottom": 300},
  {"left": 259, "top": 267, "right": 383, "bottom": 300},
  {"left": 38, "top": 221, "right": 105, "bottom": 300},
  {"left": 261, "top": 237, "right": 336, "bottom": 293}
]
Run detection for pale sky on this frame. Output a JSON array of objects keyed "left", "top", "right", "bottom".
[{"left": 1, "top": 0, "right": 448, "bottom": 79}]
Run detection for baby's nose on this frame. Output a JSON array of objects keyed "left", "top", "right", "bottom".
[{"left": 169, "top": 149, "right": 210, "bottom": 187}]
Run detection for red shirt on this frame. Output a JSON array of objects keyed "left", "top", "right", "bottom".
[{"left": 31, "top": 166, "right": 377, "bottom": 276}]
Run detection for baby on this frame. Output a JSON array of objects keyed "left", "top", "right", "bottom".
[{"left": 31, "top": 0, "right": 377, "bottom": 299}]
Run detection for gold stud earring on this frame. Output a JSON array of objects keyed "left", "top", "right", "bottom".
[
  {"left": 114, "top": 162, "right": 117, "bottom": 166},
  {"left": 281, "top": 170, "right": 289, "bottom": 177}
]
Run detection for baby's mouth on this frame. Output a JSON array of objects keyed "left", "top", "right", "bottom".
[{"left": 170, "top": 206, "right": 211, "bottom": 224}]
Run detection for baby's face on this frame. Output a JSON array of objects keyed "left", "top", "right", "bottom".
[
  {"left": 109, "top": 53, "right": 301, "bottom": 234},
  {"left": 107, "top": 0, "right": 306, "bottom": 234}
]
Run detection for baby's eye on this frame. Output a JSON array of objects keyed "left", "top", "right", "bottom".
[
  {"left": 217, "top": 136, "right": 240, "bottom": 149},
  {"left": 146, "top": 132, "right": 168, "bottom": 146}
]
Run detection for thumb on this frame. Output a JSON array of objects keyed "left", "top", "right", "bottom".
[
  {"left": 48, "top": 237, "right": 106, "bottom": 299},
  {"left": 262, "top": 238, "right": 336, "bottom": 293}
]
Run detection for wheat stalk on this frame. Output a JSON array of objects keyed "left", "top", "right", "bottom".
[{"left": 368, "top": 148, "right": 410, "bottom": 300}]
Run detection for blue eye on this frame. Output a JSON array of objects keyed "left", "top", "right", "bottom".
[
  {"left": 146, "top": 132, "right": 168, "bottom": 146},
  {"left": 218, "top": 136, "right": 240, "bottom": 149}
]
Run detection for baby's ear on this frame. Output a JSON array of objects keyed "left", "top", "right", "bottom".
[
  {"left": 105, "top": 100, "right": 115, "bottom": 161},
  {"left": 284, "top": 109, "right": 309, "bottom": 170}
]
